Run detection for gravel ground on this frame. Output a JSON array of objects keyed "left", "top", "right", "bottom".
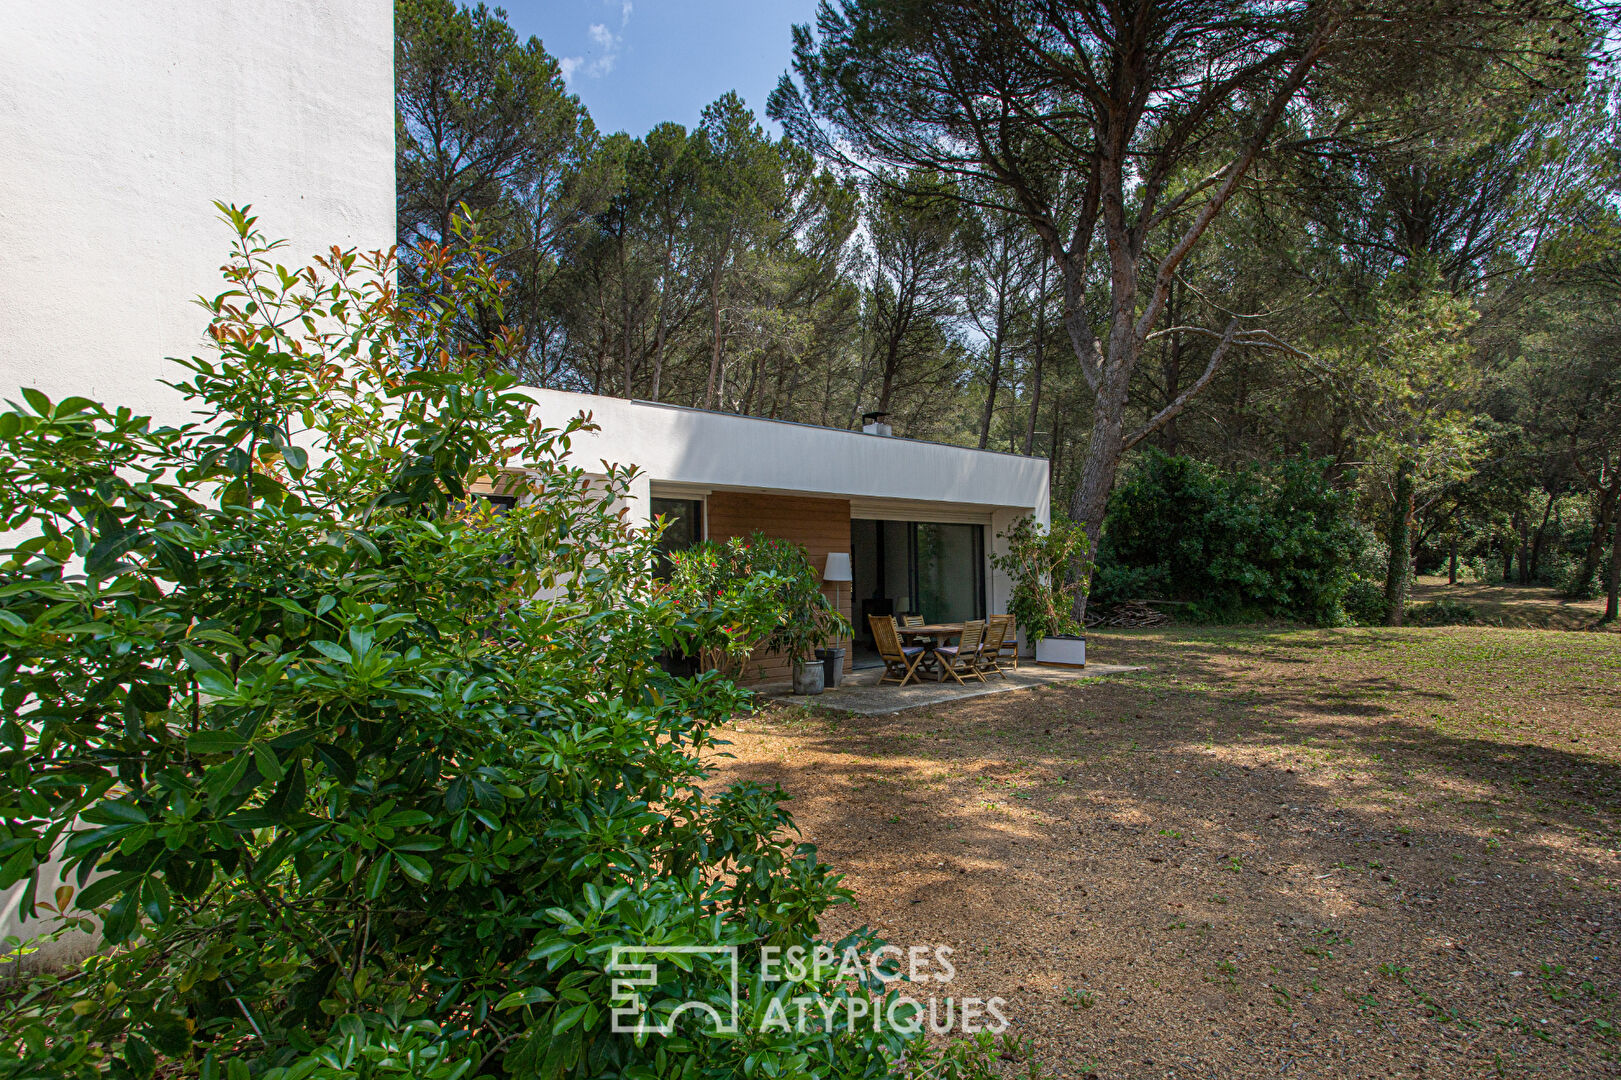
[{"left": 706, "top": 623, "right": 1621, "bottom": 1079}]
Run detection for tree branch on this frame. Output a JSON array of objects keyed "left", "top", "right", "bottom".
[
  {"left": 1122, "top": 320, "right": 1240, "bottom": 452},
  {"left": 1132, "top": 21, "right": 1338, "bottom": 343},
  {"left": 1145, "top": 323, "right": 1313, "bottom": 360}
]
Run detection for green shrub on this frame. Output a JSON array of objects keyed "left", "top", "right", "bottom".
[
  {"left": 1342, "top": 578, "right": 1390, "bottom": 626},
  {"left": 1538, "top": 551, "right": 1577, "bottom": 592},
  {"left": 1562, "top": 555, "right": 1605, "bottom": 600},
  {"left": 1406, "top": 598, "right": 1479, "bottom": 626},
  {"left": 1093, "top": 451, "right": 1362, "bottom": 624},
  {"left": 989, "top": 513, "right": 1090, "bottom": 641},
  {"left": 1349, "top": 523, "right": 1389, "bottom": 584},
  {"left": 666, "top": 533, "right": 851, "bottom": 678},
  {"left": 0, "top": 210, "right": 944, "bottom": 1079}
]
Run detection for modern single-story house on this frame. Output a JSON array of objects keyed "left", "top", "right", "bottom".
[{"left": 514, "top": 390, "right": 1051, "bottom": 683}]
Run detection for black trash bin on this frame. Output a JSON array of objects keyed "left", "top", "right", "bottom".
[{"left": 816, "top": 647, "right": 846, "bottom": 688}]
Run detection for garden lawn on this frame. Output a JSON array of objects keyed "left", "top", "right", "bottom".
[
  {"left": 706, "top": 624, "right": 1621, "bottom": 1079},
  {"left": 1408, "top": 576, "right": 1607, "bottom": 630}
]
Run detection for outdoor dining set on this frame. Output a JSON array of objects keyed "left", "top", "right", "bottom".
[{"left": 866, "top": 613, "right": 1019, "bottom": 687}]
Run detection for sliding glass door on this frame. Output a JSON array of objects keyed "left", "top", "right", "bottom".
[
  {"left": 850, "top": 518, "right": 985, "bottom": 643},
  {"left": 915, "top": 522, "right": 984, "bottom": 625}
]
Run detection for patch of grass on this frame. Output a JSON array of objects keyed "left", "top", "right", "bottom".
[
  {"left": 1061, "top": 987, "right": 1095, "bottom": 1010},
  {"left": 1406, "top": 598, "right": 1479, "bottom": 626},
  {"left": 1344, "top": 989, "right": 1380, "bottom": 1013}
]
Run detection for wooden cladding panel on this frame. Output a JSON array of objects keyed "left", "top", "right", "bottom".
[{"left": 704, "top": 492, "right": 852, "bottom": 685}]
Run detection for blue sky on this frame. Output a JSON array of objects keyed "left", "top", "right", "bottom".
[{"left": 497, "top": 1, "right": 822, "bottom": 137}]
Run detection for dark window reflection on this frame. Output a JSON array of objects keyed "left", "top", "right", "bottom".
[{"left": 651, "top": 497, "right": 704, "bottom": 579}]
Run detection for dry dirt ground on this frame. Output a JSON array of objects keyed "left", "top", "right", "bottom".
[{"left": 707, "top": 619, "right": 1621, "bottom": 1079}]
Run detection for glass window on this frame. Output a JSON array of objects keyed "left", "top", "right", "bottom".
[
  {"left": 882, "top": 520, "right": 912, "bottom": 614},
  {"left": 651, "top": 497, "right": 703, "bottom": 579}
]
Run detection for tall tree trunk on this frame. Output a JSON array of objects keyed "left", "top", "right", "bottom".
[
  {"left": 1159, "top": 280, "right": 1182, "bottom": 455},
  {"left": 1066, "top": 371, "right": 1127, "bottom": 624},
  {"left": 1609, "top": 508, "right": 1621, "bottom": 623},
  {"left": 650, "top": 244, "right": 674, "bottom": 403},
  {"left": 621, "top": 288, "right": 636, "bottom": 398},
  {"left": 1572, "top": 484, "right": 1616, "bottom": 598},
  {"left": 1448, "top": 533, "right": 1458, "bottom": 586},
  {"left": 591, "top": 306, "right": 609, "bottom": 395},
  {"left": 1048, "top": 376, "right": 1064, "bottom": 484},
  {"left": 978, "top": 285, "right": 1006, "bottom": 449},
  {"left": 1024, "top": 261, "right": 1047, "bottom": 455},
  {"left": 705, "top": 261, "right": 724, "bottom": 410},
  {"left": 1515, "top": 507, "right": 1532, "bottom": 585},
  {"left": 1160, "top": 338, "right": 1183, "bottom": 456},
  {"left": 1062, "top": 259, "right": 1143, "bottom": 624},
  {"left": 1528, "top": 491, "right": 1555, "bottom": 583},
  {"left": 650, "top": 320, "right": 667, "bottom": 403},
  {"left": 1384, "top": 459, "right": 1415, "bottom": 626},
  {"left": 877, "top": 332, "right": 901, "bottom": 414},
  {"left": 740, "top": 355, "right": 760, "bottom": 416}
]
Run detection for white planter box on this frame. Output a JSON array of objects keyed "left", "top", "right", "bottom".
[{"left": 1035, "top": 635, "right": 1086, "bottom": 668}]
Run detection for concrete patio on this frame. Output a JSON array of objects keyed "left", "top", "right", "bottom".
[{"left": 759, "top": 662, "right": 1144, "bottom": 715}]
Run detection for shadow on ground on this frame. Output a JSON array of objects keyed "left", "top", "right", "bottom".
[{"left": 705, "top": 625, "right": 1621, "bottom": 1080}]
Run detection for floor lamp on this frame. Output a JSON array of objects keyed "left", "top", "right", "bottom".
[{"left": 823, "top": 553, "right": 853, "bottom": 682}]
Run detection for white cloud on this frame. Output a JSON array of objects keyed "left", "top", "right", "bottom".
[{"left": 560, "top": 1, "right": 630, "bottom": 83}]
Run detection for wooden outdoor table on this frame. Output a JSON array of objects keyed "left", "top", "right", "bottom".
[
  {"left": 897, "top": 623, "right": 964, "bottom": 681},
  {"left": 898, "top": 623, "right": 965, "bottom": 638}
]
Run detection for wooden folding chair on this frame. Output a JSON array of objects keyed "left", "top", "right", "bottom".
[
  {"left": 870, "top": 614, "right": 925, "bottom": 687},
  {"left": 993, "top": 616, "right": 1020, "bottom": 670},
  {"left": 934, "top": 620, "right": 986, "bottom": 685},
  {"left": 978, "top": 616, "right": 1012, "bottom": 680},
  {"left": 901, "top": 614, "right": 924, "bottom": 628}
]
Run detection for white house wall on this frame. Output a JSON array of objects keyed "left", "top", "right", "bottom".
[
  {"left": 0, "top": 0, "right": 397, "bottom": 424},
  {"left": 526, "top": 388, "right": 1052, "bottom": 618},
  {"left": 0, "top": 0, "right": 395, "bottom": 969}
]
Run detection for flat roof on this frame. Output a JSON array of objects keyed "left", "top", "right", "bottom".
[
  {"left": 524, "top": 386, "right": 1051, "bottom": 520},
  {"left": 565, "top": 391, "right": 1047, "bottom": 464}
]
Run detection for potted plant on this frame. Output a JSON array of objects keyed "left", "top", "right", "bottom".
[
  {"left": 779, "top": 582, "right": 853, "bottom": 695},
  {"left": 791, "top": 653, "right": 826, "bottom": 695},
  {"left": 669, "top": 533, "right": 852, "bottom": 692},
  {"left": 990, "top": 513, "right": 1091, "bottom": 667}
]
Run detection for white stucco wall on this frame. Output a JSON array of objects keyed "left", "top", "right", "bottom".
[
  {"left": 523, "top": 389, "right": 1052, "bottom": 618},
  {"left": 0, "top": 0, "right": 397, "bottom": 424},
  {"left": 0, "top": 0, "right": 396, "bottom": 968}
]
